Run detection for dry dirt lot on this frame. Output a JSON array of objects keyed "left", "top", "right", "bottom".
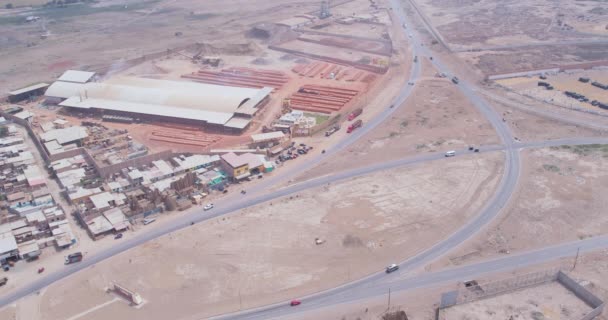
[
  {"left": 19, "top": 152, "right": 502, "bottom": 320},
  {"left": 414, "top": 0, "right": 608, "bottom": 48},
  {"left": 0, "top": 0, "right": 324, "bottom": 93},
  {"left": 0, "top": 305, "right": 16, "bottom": 320},
  {"left": 438, "top": 281, "right": 592, "bottom": 320},
  {"left": 458, "top": 43, "right": 608, "bottom": 76},
  {"left": 489, "top": 96, "right": 608, "bottom": 142},
  {"left": 438, "top": 145, "right": 608, "bottom": 268},
  {"left": 295, "top": 59, "right": 499, "bottom": 181}
]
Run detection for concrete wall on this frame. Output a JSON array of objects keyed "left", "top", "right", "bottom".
[{"left": 487, "top": 68, "right": 560, "bottom": 80}]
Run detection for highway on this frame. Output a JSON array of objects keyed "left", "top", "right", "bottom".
[
  {"left": 0, "top": 0, "right": 606, "bottom": 315},
  {"left": 216, "top": 235, "right": 608, "bottom": 320}
]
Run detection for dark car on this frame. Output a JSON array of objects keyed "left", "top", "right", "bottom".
[
  {"left": 114, "top": 233, "right": 123, "bottom": 240},
  {"left": 290, "top": 300, "right": 301, "bottom": 306}
]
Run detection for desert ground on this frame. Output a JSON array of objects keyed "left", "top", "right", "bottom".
[
  {"left": 11, "top": 151, "right": 503, "bottom": 320},
  {"left": 436, "top": 144, "right": 608, "bottom": 269}
]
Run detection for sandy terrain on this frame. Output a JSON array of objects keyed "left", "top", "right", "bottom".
[
  {"left": 438, "top": 281, "right": 592, "bottom": 320},
  {"left": 16, "top": 151, "right": 503, "bottom": 320},
  {"left": 438, "top": 145, "right": 608, "bottom": 268},
  {"left": 0, "top": 305, "right": 16, "bottom": 320},
  {"left": 0, "top": 0, "right": 324, "bottom": 93},
  {"left": 414, "top": 0, "right": 607, "bottom": 48},
  {"left": 489, "top": 97, "right": 608, "bottom": 142}
]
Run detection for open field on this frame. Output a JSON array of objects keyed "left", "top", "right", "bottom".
[
  {"left": 19, "top": 152, "right": 503, "bottom": 320},
  {"left": 438, "top": 281, "right": 592, "bottom": 320},
  {"left": 457, "top": 44, "right": 608, "bottom": 76},
  {"left": 438, "top": 145, "right": 608, "bottom": 268},
  {"left": 490, "top": 97, "right": 608, "bottom": 142},
  {"left": 415, "top": 0, "right": 608, "bottom": 48},
  {"left": 0, "top": 0, "right": 323, "bottom": 93}
]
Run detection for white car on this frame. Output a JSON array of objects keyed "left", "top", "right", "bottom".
[
  {"left": 203, "top": 203, "right": 214, "bottom": 211},
  {"left": 445, "top": 150, "right": 456, "bottom": 157},
  {"left": 385, "top": 264, "right": 399, "bottom": 273}
]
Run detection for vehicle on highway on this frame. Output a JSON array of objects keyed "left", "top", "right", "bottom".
[
  {"left": 204, "top": 203, "right": 214, "bottom": 211},
  {"left": 290, "top": 299, "right": 301, "bottom": 306},
  {"left": 38, "top": 267, "right": 45, "bottom": 274},
  {"left": 408, "top": 81, "right": 415, "bottom": 85},
  {"left": 385, "top": 264, "right": 399, "bottom": 273},
  {"left": 325, "top": 124, "right": 340, "bottom": 137},
  {"left": 64, "top": 252, "right": 83, "bottom": 265},
  {"left": 143, "top": 218, "right": 156, "bottom": 225},
  {"left": 347, "top": 119, "right": 363, "bottom": 133},
  {"left": 348, "top": 108, "right": 363, "bottom": 121},
  {"left": 413, "top": 55, "right": 417, "bottom": 62},
  {"left": 474, "top": 148, "right": 480, "bottom": 153},
  {"left": 451, "top": 76, "right": 459, "bottom": 84},
  {"left": 468, "top": 146, "right": 474, "bottom": 151},
  {"left": 114, "top": 233, "right": 123, "bottom": 240},
  {"left": 445, "top": 150, "right": 456, "bottom": 157}
]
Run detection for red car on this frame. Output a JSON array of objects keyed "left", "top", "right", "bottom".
[{"left": 290, "top": 299, "right": 301, "bottom": 306}]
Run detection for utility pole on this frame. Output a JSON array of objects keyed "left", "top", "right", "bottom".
[
  {"left": 572, "top": 247, "right": 580, "bottom": 271},
  {"left": 387, "top": 288, "right": 391, "bottom": 311}
]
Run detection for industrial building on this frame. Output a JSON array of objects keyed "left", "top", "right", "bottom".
[{"left": 45, "top": 76, "right": 272, "bottom": 133}]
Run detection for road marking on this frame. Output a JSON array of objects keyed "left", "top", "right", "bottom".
[{"left": 65, "top": 297, "right": 120, "bottom": 320}]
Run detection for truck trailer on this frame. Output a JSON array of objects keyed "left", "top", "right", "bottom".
[
  {"left": 65, "top": 252, "right": 83, "bottom": 265},
  {"left": 347, "top": 108, "right": 363, "bottom": 121},
  {"left": 347, "top": 120, "right": 362, "bottom": 133}
]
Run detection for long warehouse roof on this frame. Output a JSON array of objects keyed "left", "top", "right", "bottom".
[
  {"left": 48, "top": 77, "right": 272, "bottom": 125},
  {"left": 57, "top": 70, "right": 95, "bottom": 83},
  {"left": 60, "top": 97, "right": 234, "bottom": 125}
]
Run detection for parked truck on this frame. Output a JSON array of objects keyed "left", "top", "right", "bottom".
[
  {"left": 64, "top": 252, "right": 83, "bottom": 265},
  {"left": 325, "top": 124, "right": 340, "bottom": 137},
  {"left": 347, "top": 108, "right": 363, "bottom": 121},
  {"left": 347, "top": 120, "right": 362, "bottom": 133}
]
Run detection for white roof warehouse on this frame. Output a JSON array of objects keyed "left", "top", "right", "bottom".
[{"left": 46, "top": 77, "right": 272, "bottom": 131}]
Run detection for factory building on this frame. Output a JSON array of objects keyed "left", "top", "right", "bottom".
[{"left": 45, "top": 76, "right": 272, "bottom": 133}]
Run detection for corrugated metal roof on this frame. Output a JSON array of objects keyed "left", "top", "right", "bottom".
[
  {"left": 40, "top": 126, "right": 88, "bottom": 145},
  {"left": 224, "top": 117, "right": 251, "bottom": 129},
  {"left": 237, "top": 87, "right": 273, "bottom": 116},
  {"left": 45, "top": 81, "right": 85, "bottom": 99},
  {"left": 251, "top": 131, "right": 285, "bottom": 143},
  {"left": 61, "top": 97, "right": 233, "bottom": 125},
  {"left": 9, "top": 83, "right": 50, "bottom": 96},
  {"left": 57, "top": 70, "right": 95, "bottom": 83},
  {"left": 49, "top": 78, "right": 271, "bottom": 126}
]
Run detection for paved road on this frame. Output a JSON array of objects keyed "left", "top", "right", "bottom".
[
  {"left": 0, "top": 0, "right": 605, "bottom": 314},
  {"left": 216, "top": 235, "right": 608, "bottom": 319}
]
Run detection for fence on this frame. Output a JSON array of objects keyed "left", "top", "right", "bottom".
[{"left": 437, "top": 269, "right": 605, "bottom": 320}]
